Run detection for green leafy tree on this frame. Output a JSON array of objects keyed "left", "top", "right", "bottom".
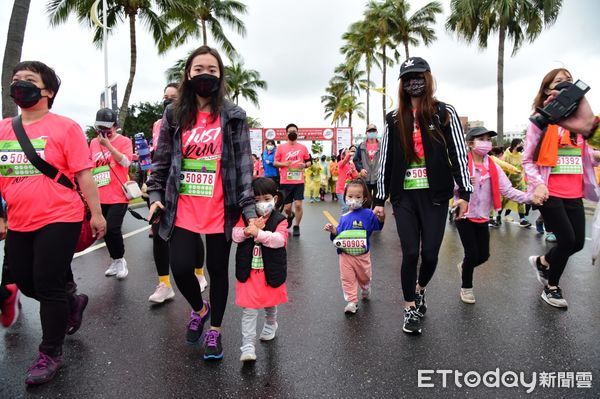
[
  {"left": 388, "top": 0, "right": 442, "bottom": 59},
  {"left": 2, "top": 0, "right": 31, "bottom": 118},
  {"left": 364, "top": 1, "right": 401, "bottom": 124},
  {"left": 122, "top": 101, "right": 163, "bottom": 140},
  {"left": 446, "top": 0, "right": 562, "bottom": 141},
  {"left": 47, "top": 0, "right": 190, "bottom": 127},
  {"left": 164, "top": 0, "right": 247, "bottom": 60},
  {"left": 321, "top": 79, "right": 347, "bottom": 127},
  {"left": 341, "top": 20, "right": 379, "bottom": 124},
  {"left": 225, "top": 58, "right": 267, "bottom": 107}
]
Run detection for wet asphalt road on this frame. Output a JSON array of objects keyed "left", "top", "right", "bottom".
[{"left": 1, "top": 200, "right": 600, "bottom": 399}]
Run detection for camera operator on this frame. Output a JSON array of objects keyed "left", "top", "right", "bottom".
[{"left": 523, "top": 68, "right": 600, "bottom": 309}]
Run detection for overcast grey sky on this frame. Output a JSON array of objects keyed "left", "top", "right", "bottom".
[{"left": 1, "top": 0, "right": 599, "bottom": 135}]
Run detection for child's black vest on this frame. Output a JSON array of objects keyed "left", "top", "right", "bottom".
[{"left": 235, "top": 211, "right": 287, "bottom": 288}]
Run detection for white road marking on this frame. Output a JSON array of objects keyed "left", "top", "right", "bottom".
[{"left": 73, "top": 225, "right": 151, "bottom": 259}]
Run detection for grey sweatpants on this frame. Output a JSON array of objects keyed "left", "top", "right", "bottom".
[{"left": 241, "top": 306, "right": 277, "bottom": 350}]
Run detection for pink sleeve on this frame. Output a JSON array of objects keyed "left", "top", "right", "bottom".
[
  {"left": 275, "top": 147, "right": 282, "bottom": 162},
  {"left": 497, "top": 163, "right": 531, "bottom": 204},
  {"left": 64, "top": 123, "right": 94, "bottom": 174},
  {"left": 232, "top": 227, "right": 248, "bottom": 243},
  {"left": 121, "top": 136, "right": 133, "bottom": 162},
  {"left": 586, "top": 144, "right": 600, "bottom": 167},
  {"left": 522, "top": 122, "right": 544, "bottom": 188},
  {"left": 255, "top": 220, "right": 288, "bottom": 248}
]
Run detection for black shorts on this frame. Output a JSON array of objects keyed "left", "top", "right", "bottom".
[{"left": 280, "top": 184, "right": 304, "bottom": 205}]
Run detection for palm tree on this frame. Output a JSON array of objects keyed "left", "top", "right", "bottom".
[
  {"left": 331, "top": 63, "right": 369, "bottom": 127},
  {"left": 335, "top": 94, "right": 366, "bottom": 128},
  {"left": 364, "top": 1, "right": 401, "bottom": 124},
  {"left": 388, "top": 0, "right": 442, "bottom": 59},
  {"left": 321, "top": 79, "right": 347, "bottom": 127},
  {"left": 341, "top": 20, "right": 379, "bottom": 124},
  {"left": 47, "top": 0, "right": 190, "bottom": 126},
  {"left": 163, "top": 0, "right": 247, "bottom": 60},
  {"left": 2, "top": 0, "right": 31, "bottom": 118},
  {"left": 446, "top": 0, "right": 562, "bottom": 141},
  {"left": 225, "top": 59, "right": 267, "bottom": 107}
]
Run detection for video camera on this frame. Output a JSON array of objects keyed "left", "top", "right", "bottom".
[{"left": 529, "top": 79, "right": 590, "bottom": 130}]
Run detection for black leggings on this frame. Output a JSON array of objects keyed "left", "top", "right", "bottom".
[
  {"left": 393, "top": 190, "right": 448, "bottom": 302},
  {"left": 101, "top": 203, "right": 128, "bottom": 259},
  {"left": 456, "top": 219, "right": 490, "bottom": 288},
  {"left": 7, "top": 222, "right": 81, "bottom": 356},
  {"left": 169, "top": 227, "right": 231, "bottom": 327},
  {"left": 538, "top": 197, "right": 585, "bottom": 286},
  {"left": 152, "top": 223, "right": 204, "bottom": 277},
  {"left": 366, "top": 183, "right": 377, "bottom": 208}
]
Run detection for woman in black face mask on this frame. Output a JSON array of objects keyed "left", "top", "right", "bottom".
[
  {"left": 147, "top": 46, "right": 256, "bottom": 361},
  {"left": 0, "top": 61, "right": 106, "bottom": 385},
  {"left": 373, "top": 56, "right": 472, "bottom": 335}
]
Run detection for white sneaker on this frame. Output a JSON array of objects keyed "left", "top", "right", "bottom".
[
  {"left": 361, "top": 285, "right": 371, "bottom": 301},
  {"left": 259, "top": 322, "right": 278, "bottom": 341},
  {"left": 105, "top": 259, "right": 118, "bottom": 277},
  {"left": 344, "top": 302, "right": 358, "bottom": 314},
  {"left": 115, "top": 258, "right": 128, "bottom": 280},
  {"left": 197, "top": 273, "right": 208, "bottom": 292},
  {"left": 457, "top": 262, "right": 463, "bottom": 276},
  {"left": 460, "top": 288, "right": 476, "bottom": 304},
  {"left": 240, "top": 345, "right": 256, "bottom": 362},
  {"left": 148, "top": 283, "right": 175, "bottom": 304}
]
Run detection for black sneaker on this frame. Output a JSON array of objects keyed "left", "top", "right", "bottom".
[
  {"left": 292, "top": 225, "right": 300, "bottom": 237},
  {"left": 541, "top": 286, "right": 568, "bottom": 308},
  {"left": 203, "top": 329, "right": 224, "bottom": 360},
  {"left": 66, "top": 294, "right": 88, "bottom": 335},
  {"left": 286, "top": 212, "right": 295, "bottom": 228},
  {"left": 415, "top": 290, "right": 427, "bottom": 317},
  {"left": 496, "top": 215, "right": 502, "bottom": 225},
  {"left": 403, "top": 306, "right": 422, "bottom": 335},
  {"left": 528, "top": 256, "right": 549, "bottom": 286},
  {"left": 520, "top": 218, "right": 532, "bottom": 228},
  {"left": 186, "top": 301, "right": 210, "bottom": 344}
]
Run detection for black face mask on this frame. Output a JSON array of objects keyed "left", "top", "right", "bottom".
[
  {"left": 517, "top": 146, "right": 524, "bottom": 152},
  {"left": 190, "top": 74, "right": 220, "bottom": 98},
  {"left": 163, "top": 98, "right": 174, "bottom": 109},
  {"left": 10, "top": 80, "right": 43, "bottom": 108},
  {"left": 403, "top": 77, "right": 426, "bottom": 97},
  {"left": 288, "top": 132, "right": 298, "bottom": 141}
]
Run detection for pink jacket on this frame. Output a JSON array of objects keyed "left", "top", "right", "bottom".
[
  {"left": 232, "top": 219, "right": 288, "bottom": 248},
  {"left": 522, "top": 123, "right": 600, "bottom": 201},
  {"left": 454, "top": 155, "right": 530, "bottom": 219}
]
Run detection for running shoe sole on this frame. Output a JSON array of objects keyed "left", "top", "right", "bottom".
[
  {"left": 402, "top": 326, "right": 422, "bottom": 334},
  {"left": 203, "top": 353, "right": 224, "bottom": 360}
]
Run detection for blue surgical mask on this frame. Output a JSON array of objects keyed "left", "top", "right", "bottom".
[{"left": 367, "top": 132, "right": 378, "bottom": 140}]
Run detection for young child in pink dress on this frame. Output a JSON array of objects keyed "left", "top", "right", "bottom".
[{"left": 233, "top": 177, "right": 288, "bottom": 362}]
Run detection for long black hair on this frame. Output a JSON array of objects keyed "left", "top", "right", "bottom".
[{"left": 175, "top": 46, "right": 227, "bottom": 130}]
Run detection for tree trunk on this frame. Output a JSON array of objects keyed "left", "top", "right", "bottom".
[
  {"left": 404, "top": 41, "right": 409, "bottom": 59},
  {"left": 202, "top": 19, "right": 207, "bottom": 45},
  {"left": 382, "top": 45, "right": 387, "bottom": 126},
  {"left": 496, "top": 26, "right": 505, "bottom": 143},
  {"left": 2, "top": 0, "right": 31, "bottom": 118},
  {"left": 366, "top": 64, "right": 371, "bottom": 125},
  {"left": 349, "top": 110, "right": 353, "bottom": 127},
  {"left": 118, "top": 11, "right": 138, "bottom": 128}
]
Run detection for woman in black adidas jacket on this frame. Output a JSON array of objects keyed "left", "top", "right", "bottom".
[{"left": 373, "top": 57, "right": 472, "bottom": 335}]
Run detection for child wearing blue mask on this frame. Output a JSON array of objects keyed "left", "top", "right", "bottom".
[{"left": 324, "top": 179, "right": 384, "bottom": 314}]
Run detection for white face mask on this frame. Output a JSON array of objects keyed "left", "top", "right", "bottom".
[
  {"left": 346, "top": 198, "right": 364, "bottom": 210},
  {"left": 256, "top": 199, "right": 275, "bottom": 216},
  {"left": 266, "top": 145, "right": 274, "bottom": 151}
]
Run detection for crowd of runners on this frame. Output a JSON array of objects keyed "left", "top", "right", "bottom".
[{"left": 1, "top": 47, "right": 600, "bottom": 386}]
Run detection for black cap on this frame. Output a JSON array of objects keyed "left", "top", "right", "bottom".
[
  {"left": 399, "top": 57, "right": 431, "bottom": 79},
  {"left": 95, "top": 108, "right": 117, "bottom": 128},
  {"left": 466, "top": 126, "right": 497, "bottom": 141}
]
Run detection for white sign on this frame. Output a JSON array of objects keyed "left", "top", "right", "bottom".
[
  {"left": 336, "top": 128, "right": 352, "bottom": 151},
  {"left": 249, "top": 128, "right": 263, "bottom": 157}
]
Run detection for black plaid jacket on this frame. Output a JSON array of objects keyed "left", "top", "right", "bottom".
[{"left": 147, "top": 100, "right": 257, "bottom": 241}]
